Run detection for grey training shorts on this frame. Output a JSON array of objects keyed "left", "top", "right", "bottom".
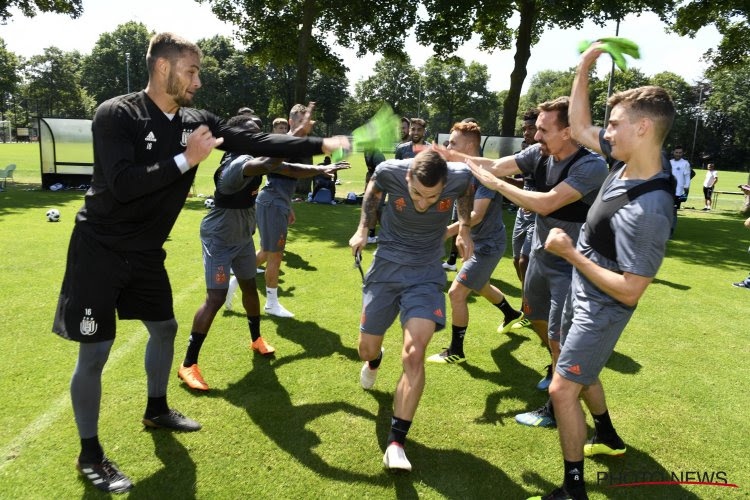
[
  {"left": 256, "top": 202, "right": 288, "bottom": 252},
  {"left": 455, "top": 248, "right": 502, "bottom": 291},
  {"left": 556, "top": 274, "right": 635, "bottom": 385},
  {"left": 360, "top": 257, "right": 446, "bottom": 336},
  {"left": 523, "top": 248, "right": 573, "bottom": 342},
  {"left": 202, "top": 237, "right": 257, "bottom": 289},
  {"left": 512, "top": 209, "right": 535, "bottom": 259}
]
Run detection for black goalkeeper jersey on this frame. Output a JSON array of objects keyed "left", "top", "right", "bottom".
[{"left": 76, "top": 91, "right": 324, "bottom": 251}]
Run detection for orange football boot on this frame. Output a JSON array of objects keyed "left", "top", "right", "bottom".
[
  {"left": 251, "top": 337, "right": 276, "bottom": 355},
  {"left": 178, "top": 364, "right": 209, "bottom": 391}
]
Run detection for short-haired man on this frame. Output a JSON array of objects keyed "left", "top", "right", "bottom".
[
  {"left": 350, "top": 149, "right": 474, "bottom": 471},
  {"left": 526, "top": 44, "right": 676, "bottom": 500},
  {"left": 455, "top": 96, "right": 609, "bottom": 429},
  {"left": 255, "top": 104, "right": 312, "bottom": 318},
  {"left": 512, "top": 109, "right": 541, "bottom": 299},
  {"left": 178, "top": 114, "right": 348, "bottom": 391},
  {"left": 427, "top": 122, "right": 523, "bottom": 364},
  {"left": 51, "top": 32, "right": 348, "bottom": 493},
  {"left": 395, "top": 118, "right": 430, "bottom": 160},
  {"left": 400, "top": 116, "right": 410, "bottom": 143},
  {"left": 272, "top": 117, "right": 290, "bottom": 134},
  {"left": 670, "top": 145, "right": 691, "bottom": 210},
  {"left": 702, "top": 163, "right": 718, "bottom": 211}
]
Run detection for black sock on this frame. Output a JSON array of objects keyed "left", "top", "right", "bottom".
[
  {"left": 387, "top": 416, "right": 412, "bottom": 446},
  {"left": 495, "top": 297, "right": 521, "bottom": 322},
  {"left": 183, "top": 331, "right": 207, "bottom": 367},
  {"left": 368, "top": 228, "right": 376, "bottom": 237},
  {"left": 446, "top": 251, "right": 458, "bottom": 265},
  {"left": 247, "top": 316, "right": 261, "bottom": 342},
  {"left": 368, "top": 349, "right": 383, "bottom": 369},
  {"left": 145, "top": 396, "right": 169, "bottom": 418},
  {"left": 449, "top": 325, "right": 467, "bottom": 356},
  {"left": 79, "top": 436, "right": 104, "bottom": 463},
  {"left": 563, "top": 459, "right": 586, "bottom": 498},
  {"left": 592, "top": 410, "right": 622, "bottom": 445}
]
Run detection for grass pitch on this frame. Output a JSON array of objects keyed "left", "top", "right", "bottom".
[{"left": 0, "top": 143, "right": 748, "bottom": 498}]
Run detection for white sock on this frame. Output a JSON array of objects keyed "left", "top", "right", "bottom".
[
  {"left": 227, "top": 276, "right": 239, "bottom": 300},
  {"left": 266, "top": 287, "right": 278, "bottom": 307}
]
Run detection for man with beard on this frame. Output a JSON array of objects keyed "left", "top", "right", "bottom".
[
  {"left": 445, "top": 97, "right": 608, "bottom": 429},
  {"left": 395, "top": 118, "right": 431, "bottom": 160},
  {"left": 52, "top": 32, "right": 349, "bottom": 493},
  {"left": 350, "top": 149, "right": 474, "bottom": 471}
]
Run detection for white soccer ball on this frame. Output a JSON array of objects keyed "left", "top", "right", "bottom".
[
  {"left": 46, "top": 209, "right": 61, "bottom": 222},
  {"left": 204, "top": 198, "right": 215, "bottom": 209}
]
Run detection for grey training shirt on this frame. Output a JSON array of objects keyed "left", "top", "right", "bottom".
[
  {"left": 373, "top": 160, "right": 472, "bottom": 266},
  {"left": 200, "top": 154, "right": 259, "bottom": 246},
  {"left": 514, "top": 143, "right": 609, "bottom": 252}
]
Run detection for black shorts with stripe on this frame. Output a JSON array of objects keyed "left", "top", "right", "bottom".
[{"left": 52, "top": 226, "right": 174, "bottom": 343}]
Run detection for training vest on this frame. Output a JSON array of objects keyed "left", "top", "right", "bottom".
[
  {"left": 584, "top": 163, "right": 674, "bottom": 262},
  {"left": 213, "top": 153, "right": 263, "bottom": 209},
  {"left": 534, "top": 147, "right": 592, "bottom": 222}
]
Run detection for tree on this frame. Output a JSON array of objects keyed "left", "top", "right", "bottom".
[
  {"left": 0, "top": 37, "right": 19, "bottom": 96},
  {"left": 648, "top": 72, "right": 700, "bottom": 156},
  {"left": 22, "top": 47, "right": 94, "bottom": 118},
  {"left": 355, "top": 55, "right": 419, "bottom": 118},
  {"left": 0, "top": 37, "right": 20, "bottom": 125},
  {"left": 81, "top": 22, "right": 152, "bottom": 105},
  {"left": 197, "top": 0, "right": 417, "bottom": 103},
  {"left": 193, "top": 36, "right": 272, "bottom": 120},
  {"left": 702, "top": 61, "right": 750, "bottom": 173},
  {"left": 417, "top": 0, "right": 676, "bottom": 136},
  {"left": 421, "top": 56, "right": 495, "bottom": 134},
  {"left": 307, "top": 69, "right": 349, "bottom": 136},
  {"left": 671, "top": 1, "right": 750, "bottom": 69},
  {"left": 1, "top": 0, "right": 82, "bottom": 22}
]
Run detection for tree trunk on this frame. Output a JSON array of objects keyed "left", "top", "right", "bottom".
[
  {"left": 500, "top": 0, "right": 537, "bottom": 137},
  {"left": 294, "top": 0, "right": 317, "bottom": 105}
]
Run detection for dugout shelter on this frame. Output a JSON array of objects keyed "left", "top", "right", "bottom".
[
  {"left": 435, "top": 133, "right": 523, "bottom": 159},
  {"left": 39, "top": 117, "right": 94, "bottom": 189}
]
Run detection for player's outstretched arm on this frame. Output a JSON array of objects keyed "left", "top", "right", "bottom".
[
  {"left": 571, "top": 45, "right": 605, "bottom": 154},
  {"left": 455, "top": 182, "right": 475, "bottom": 259},
  {"left": 545, "top": 228, "right": 653, "bottom": 306},
  {"left": 467, "top": 158, "right": 583, "bottom": 215},
  {"left": 434, "top": 144, "right": 520, "bottom": 178},
  {"left": 349, "top": 178, "right": 383, "bottom": 255},
  {"left": 242, "top": 159, "right": 350, "bottom": 179}
]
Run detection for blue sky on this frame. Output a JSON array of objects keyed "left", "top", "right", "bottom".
[{"left": 0, "top": 0, "right": 722, "bottom": 92}]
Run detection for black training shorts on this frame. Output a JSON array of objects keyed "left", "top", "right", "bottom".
[{"left": 52, "top": 226, "right": 174, "bottom": 343}]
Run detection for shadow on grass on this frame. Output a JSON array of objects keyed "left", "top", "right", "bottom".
[
  {"left": 458, "top": 332, "right": 642, "bottom": 426},
  {"left": 651, "top": 278, "right": 691, "bottom": 291},
  {"left": 283, "top": 250, "right": 316, "bottom": 271},
  {"left": 129, "top": 432, "right": 197, "bottom": 499},
  {"left": 263, "top": 316, "right": 360, "bottom": 369},
  {"left": 181, "top": 199, "right": 361, "bottom": 249},
  {"left": 365, "top": 389, "right": 528, "bottom": 498},
  {"left": 0, "top": 188, "right": 85, "bottom": 219},
  {"left": 668, "top": 214, "right": 750, "bottom": 271},
  {"left": 458, "top": 331, "right": 551, "bottom": 425},
  {"left": 208, "top": 356, "right": 382, "bottom": 485},
  {"left": 520, "top": 444, "right": 702, "bottom": 499}
]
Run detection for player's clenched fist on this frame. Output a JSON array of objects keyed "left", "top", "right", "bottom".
[
  {"left": 184, "top": 125, "right": 224, "bottom": 167},
  {"left": 544, "top": 227, "right": 574, "bottom": 258}
]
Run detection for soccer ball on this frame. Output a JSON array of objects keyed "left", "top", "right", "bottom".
[
  {"left": 46, "top": 209, "right": 61, "bottom": 222},
  {"left": 204, "top": 198, "right": 215, "bottom": 209}
]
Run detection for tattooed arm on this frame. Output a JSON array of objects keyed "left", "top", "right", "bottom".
[
  {"left": 455, "top": 181, "right": 475, "bottom": 259},
  {"left": 349, "top": 176, "right": 384, "bottom": 256}
]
